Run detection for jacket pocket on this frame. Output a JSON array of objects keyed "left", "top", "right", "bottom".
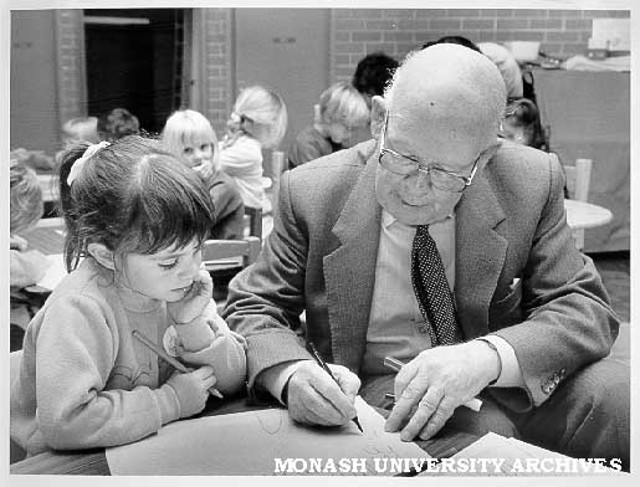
[{"left": 489, "top": 279, "right": 524, "bottom": 330}]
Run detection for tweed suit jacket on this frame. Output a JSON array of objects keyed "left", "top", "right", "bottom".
[{"left": 224, "top": 138, "right": 619, "bottom": 411}]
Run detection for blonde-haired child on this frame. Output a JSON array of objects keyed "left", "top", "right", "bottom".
[
  {"left": 289, "top": 82, "right": 370, "bottom": 167},
  {"left": 162, "top": 109, "right": 245, "bottom": 240},
  {"left": 219, "top": 85, "right": 288, "bottom": 210},
  {"left": 9, "top": 159, "right": 49, "bottom": 290},
  {"left": 11, "top": 135, "right": 246, "bottom": 455}
]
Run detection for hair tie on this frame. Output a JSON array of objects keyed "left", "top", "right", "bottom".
[{"left": 67, "top": 141, "right": 110, "bottom": 185}]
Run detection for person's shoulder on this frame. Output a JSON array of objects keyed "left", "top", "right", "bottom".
[{"left": 488, "top": 139, "right": 556, "bottom": 182}]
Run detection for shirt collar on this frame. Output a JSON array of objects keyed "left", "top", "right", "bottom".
[{"left": 381, "top": 209, "right": 455, "bottom": 229}]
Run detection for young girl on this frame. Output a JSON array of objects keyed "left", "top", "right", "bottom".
[
  {"left": 10, "top": 135, "right": 247, "bottom": 456},
  {"left": 289, "top": 81, "right": 370, "bottom": 168},
  {"left": 219, "top": 85, "right": 288, "bottom": 210},
  {"left": 162, "top": 109, "right": 245, "bottom": 240}
]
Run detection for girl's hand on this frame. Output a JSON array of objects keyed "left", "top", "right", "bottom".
[
  {"left": 168, "top": 269, "right": 214, "bottom": 325},
  {"left": 194, "top": 161, "right": 213, "bottom": 180}
]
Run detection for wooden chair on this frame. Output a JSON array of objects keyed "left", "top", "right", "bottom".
[
  {"left": 269, "top": 151, "right": 286, "bottom": 217},
  {"left": 563, "top": 158, "right": 592, "bottom": 250},
  {"left": 202, "top": 236, "right": 262, "bottom": 307},
  {"left": 201, "top": 236, "right": 262, "bottom": 271},
  {"left": 244, "top": 206, "right": 263, "bottom": 240}
]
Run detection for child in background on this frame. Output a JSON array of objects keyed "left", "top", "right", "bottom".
[
  {"left": 161, "top": 109, "right": 245, "bottom": 240},
  {"left": 501, "top": 98, "right": 549, "bottom": 152},
  {"left": 11, "top": 135, "right": 247, "bottom": 456},
  {"left": 61, "top": 116, "right": 100, "bottom": 144},
  {"left": 9, "top": 159, "right": 50, "bottom": 351},
  {"left": 9, "top": 159, "right": 49, "bottom": 289},
  {"left": 219, "top": 85, "right": 288, "bottom": 211},
  {"left": 289, "top": 81, "right": 370, "bottom": 168},
  {"left": 97, "top": 108, "right": 140, "bottom": 141}
]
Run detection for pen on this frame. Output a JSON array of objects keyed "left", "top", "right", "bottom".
[
  {"left": 132, "top": 330, "right": 224, "bottom": 399},
  {"left": 307, "top": 342, "right": 364, "bottom": 433},
  {"left": 383, "top": 356, "right": 482, "bottom": 412}
]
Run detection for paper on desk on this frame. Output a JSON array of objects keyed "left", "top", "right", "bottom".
[{"left": 106, "top": 396, "right": 427, "bottom": 476}]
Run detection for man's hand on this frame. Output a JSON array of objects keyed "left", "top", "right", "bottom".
[
  {"left": 385, "top": 340, "right": 500, "bottom": 441},
  {"left": 286, "top": 361, "right": 361, "bottom": 426}
]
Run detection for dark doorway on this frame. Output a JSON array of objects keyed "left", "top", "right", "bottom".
[{"left": 84, "top": 9, "right": 188, "bottom": 134}]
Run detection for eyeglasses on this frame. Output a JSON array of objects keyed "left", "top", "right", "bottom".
[{"left": 377, "top": 111, "right": 481, "bottom": 193}]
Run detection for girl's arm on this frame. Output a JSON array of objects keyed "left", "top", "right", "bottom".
[
  {"left": 172, "top": 300, "right": 247, "bottom": 396},
  {"left": 218, "top": 137, "right": 262, "bottom": 178},
  {"left": 33, "top": 295, "right": 182, "bottom": 451},
  {"left": 168, "top": 270, "right": 247, "bottom": 396}
]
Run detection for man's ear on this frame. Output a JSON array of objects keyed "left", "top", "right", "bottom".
[
  {"left": 369, "top": 96, "right": 387, "bottom": 140},
  {"left": 87, "top": 242, "right": 115, "bottom": 270}
]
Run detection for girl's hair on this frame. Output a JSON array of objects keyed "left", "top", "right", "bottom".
[
  {"left": 58, "top": 135, "right": 215, "bottom": 271},
  {"left": 226, "top": 85, "right": 288, "bottom": 149},
  {"left": 9, "top": 159, "right": 44, "bottom": 234},
  {"left": 161, "top": 109, "right": 218, "bottom": 162},
  {"left": 503, "top": 98, "right": 549, "bottom": 152},
  {"left": 317, "top": 81, "right": 370, "bottom": 128}
]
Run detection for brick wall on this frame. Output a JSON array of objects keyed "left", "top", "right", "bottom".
[
  {"left": 198, "top": 8, "right": 233, "bottom": 136},
  {"left": 54, "top": 10, "right": 86, "bottom": 134},
  {"left": 331, "top": 8, "right": 630, "bottom": 82}
]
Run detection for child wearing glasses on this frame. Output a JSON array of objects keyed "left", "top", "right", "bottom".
[{"left": 289, "top": 82, "right": 370, "bottom": 168}]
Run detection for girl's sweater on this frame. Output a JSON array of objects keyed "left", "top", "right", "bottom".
[{"left": 11, "top": 257, "right": 246, "bottom": 455}]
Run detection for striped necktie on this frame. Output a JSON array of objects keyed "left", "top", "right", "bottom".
[{"left": 411, "top": 225, "right": 463, "bottom": 345}]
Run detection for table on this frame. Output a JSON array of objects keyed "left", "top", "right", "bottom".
[
  {"left": 10, "top": 396, "right": 479, "bottom": 475},
  {"left": 564, "top": 199, "right": 613, "bottom": 230}
]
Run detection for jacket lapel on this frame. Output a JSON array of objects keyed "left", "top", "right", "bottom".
[
  {"left": 455, "top": 163, "right": 507, "bottom": 339},
  {"left": 324, "top": 156, "right": 381, "bottom": 372}
]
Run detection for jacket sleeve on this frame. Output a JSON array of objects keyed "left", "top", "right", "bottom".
[
  {"left": 491, "top": 152, "right": 619, "bottom": 411},
  {"left": 223, "top": 171, "right": 313, "bottom": 388}
]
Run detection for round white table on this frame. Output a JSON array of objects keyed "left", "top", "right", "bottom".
[{"left": 564, "top": 199, "right": 613, "bottom": 230}]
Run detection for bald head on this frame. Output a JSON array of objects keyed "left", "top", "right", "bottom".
[{"left": 385, "top": 44, "right": 507, "bottom": 151}]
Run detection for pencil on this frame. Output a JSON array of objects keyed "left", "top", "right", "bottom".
[
  {"left": 307, "top": 342, "right": 364, "bottom": 433},
  {"left": 383, "top": 356, "right": 482, "bottom": 412},
  {"left": 132, "top": 330, "right": 224, "bottom": 399}
]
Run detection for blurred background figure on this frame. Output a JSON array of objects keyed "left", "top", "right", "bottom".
[
  {"left": 9, "top": 158, "right": 50, "bottom": 351},
  {"left": 219, "top": 85, "right": 288, "bottom": 212},
  {"left": 288, "top": 81, "right": 369, "bottom": 168},
  {"left": 500, "top": 97, "right": 548, "bottom": 151},
  {"left": 97, "top": 107, "right": 140, "bottom": 141},
  {"left": 9, "top": 147, "right": 56, "bottom": 173},
  {"left": 477, "top": 42, "right": 524, "bottom": 101},
  {"left": 61, "top": 116, "right": 100, "bottom": 145},
  {"left": 162, "top": 109, "right": 245, "bottom": 241},
  {"left": 352, "top": 51, "right": 399, "bottom": 107},
  {"left": 421, "top": 34, "right": 481, "bottom": 53}
]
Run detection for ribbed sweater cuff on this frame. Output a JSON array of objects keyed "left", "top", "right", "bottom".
[{"left": 154, "top": 384, "right": 182, "bottom": 424}]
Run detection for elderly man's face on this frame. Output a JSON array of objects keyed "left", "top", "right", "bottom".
[{"left": 374, "top": 109, "right": 486, "bottom": 226}]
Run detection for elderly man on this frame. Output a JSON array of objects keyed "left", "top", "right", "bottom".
[{"left": 223, "top": 44, "right": 628, "bottom": 467}]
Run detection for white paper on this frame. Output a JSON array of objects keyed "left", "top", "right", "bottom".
[{"left": 106, "top": 397, "right": 427, "bottom": 476}]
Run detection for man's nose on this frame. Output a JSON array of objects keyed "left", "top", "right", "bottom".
[{"left": 411, "top": 169, "right": 432, "bottom": 193}]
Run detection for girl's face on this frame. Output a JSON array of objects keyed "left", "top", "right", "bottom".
[
  {"left": 119, "top": 239, "right": 203, "bottom": 302},
  {"left": 327, "top": 121, "right": 357, "bottom": 147},
  {"left": 182, "top": 135, "right": 215, "bottom": 171}
]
